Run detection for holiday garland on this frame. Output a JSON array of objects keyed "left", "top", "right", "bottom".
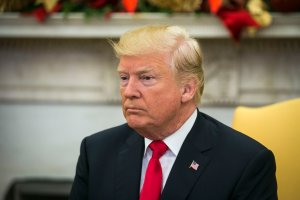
[{"left": 0, "top": 0, "right": 299, "bottom": 41}]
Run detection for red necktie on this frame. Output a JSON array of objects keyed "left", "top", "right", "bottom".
[{"left": 140, "top": 141, "right": 168, "bottom": 200}]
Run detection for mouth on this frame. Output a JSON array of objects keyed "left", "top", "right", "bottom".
[{"left": 125, "top": 106, "right": 144, "bottom": 113}]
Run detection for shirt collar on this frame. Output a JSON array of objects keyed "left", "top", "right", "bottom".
[{"left": 144, "top": 109, "right": 197, "bottom": 156}]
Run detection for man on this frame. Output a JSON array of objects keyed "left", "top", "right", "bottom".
[{"left": 70, "top": 25, "right": 277, "bottom": 200}]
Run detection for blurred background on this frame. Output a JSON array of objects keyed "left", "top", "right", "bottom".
[{"left": 0, "top": 0, "right": 299, "bottom": 199}]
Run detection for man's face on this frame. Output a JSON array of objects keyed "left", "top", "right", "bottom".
[{"left": 117, "top": 53, "right": 184, "bottom": 139}]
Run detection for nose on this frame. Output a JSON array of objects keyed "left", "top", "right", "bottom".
[{"left": 122, "top": 77, "right": 141, "bottom": 99}]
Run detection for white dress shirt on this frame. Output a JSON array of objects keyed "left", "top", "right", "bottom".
[{"left": 140, "top": 109, "right": 197, "bottom": 191}]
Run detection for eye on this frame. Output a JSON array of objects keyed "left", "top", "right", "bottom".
[
  {"left": 139, "top": 74, "right": 156, "bottom": 86},
  {"left": 120, "top": 75, "right": 128, "bottom": 81},
  {"left": 119, "top": 74, "right": 129, "bottom": 86},
  {"left": 141, "top": 75, "right": 153, "bottom": 81}
]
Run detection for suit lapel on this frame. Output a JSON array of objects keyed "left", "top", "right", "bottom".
[
  {"left": 161, "top": 111, "right": 216, "bottom": 200},
  {"left": 115, "top": 130, "right": 144, "bottom": 200}
]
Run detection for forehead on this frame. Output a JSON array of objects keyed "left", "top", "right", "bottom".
[{"left": 117, "top": 54, "right": 172, "bottom": 73}]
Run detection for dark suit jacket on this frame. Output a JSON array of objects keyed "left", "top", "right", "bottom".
[{"left": 70, "top": 111, "right": 277, "bottom": 200}]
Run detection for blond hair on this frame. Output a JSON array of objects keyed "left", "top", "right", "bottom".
[{"left": 111, "top": 25, "right": 204, "bottom": 104}]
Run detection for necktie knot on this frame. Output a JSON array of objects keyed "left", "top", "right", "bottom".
[{"left": 149, "top": 140, "right": 168, "bottom": 159}]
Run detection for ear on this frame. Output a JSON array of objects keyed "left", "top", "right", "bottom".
[{"left": 181, "top": 80, "right": 197, "bottom": 103}]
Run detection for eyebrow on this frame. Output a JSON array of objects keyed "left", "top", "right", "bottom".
[{"left": 117, "top": 66, "right": 154, "bottom": 75}]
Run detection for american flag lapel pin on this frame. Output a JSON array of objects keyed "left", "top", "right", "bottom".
[{"left": 189, "top": 160, "right": 199, "bottom": 171}]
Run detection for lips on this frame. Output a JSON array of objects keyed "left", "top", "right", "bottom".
[
  {"left": 126, "top": 107, "right": 143, "bottom": 111},
  {"left": 124, "top": 105, "right": 144, "bottom": 113}
]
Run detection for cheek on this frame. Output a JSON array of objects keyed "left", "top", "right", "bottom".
[
  {"left": 147, "top": 89, "right": 181, "bottom": 113},
  {"left": 120, "top": 87, "right": 124, "bottom": 96},
  {"left": 120, "top": 89, "right": 127, "bottom": 104}
]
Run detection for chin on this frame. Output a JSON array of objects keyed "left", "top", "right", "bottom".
[
  {"left": 126, "top": 116, "right": 145, "bottom": 128},
  {"left": 127, "top": 120, "right": 145, "bottom": 130}
]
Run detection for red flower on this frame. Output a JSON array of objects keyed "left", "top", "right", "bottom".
[
  {"left": 88, "top": 0, "right": 118, "bottom": 9},
  {"left": 33, "top": 7, "right": 47, "bottom": 22},
  {"left": 24, "top": 1, "right": 62, "bottom": 22},
  {"left": 209, "top": 0, "right": 222, "bottom": 13},
  {"left": 217, "top": 7, "right": 260, "bottom": 41},
  {"left": 122, "top": 0, "right": 138, "bottom": 12}
]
